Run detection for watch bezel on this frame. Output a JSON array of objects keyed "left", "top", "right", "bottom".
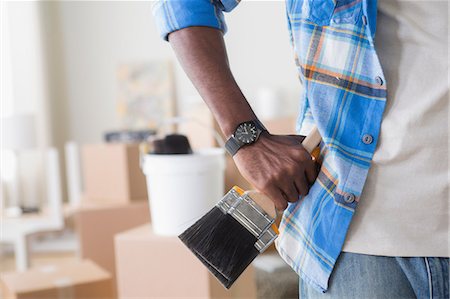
[{"left": 234, "top": 121, "right": 259, "bottom": 144}]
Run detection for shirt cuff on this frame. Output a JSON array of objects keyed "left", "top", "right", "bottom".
[
  {"left": 217, "top": 0, "right": 240, "bottom": 12},
  {"left": 152, "top": 0, "right": 227, "bottom": 41}
]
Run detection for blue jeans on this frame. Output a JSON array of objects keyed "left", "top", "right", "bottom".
[{"left": 300, "top": 252, "right": 449, "bottom": 299}]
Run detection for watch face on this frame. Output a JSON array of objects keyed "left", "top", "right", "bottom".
[{"left": 235, "top": 122, "right": 258, "bottom": 144}]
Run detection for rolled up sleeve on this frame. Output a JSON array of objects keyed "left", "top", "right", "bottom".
[{"left": 152, "top": 0, "right": 231, "bottom": 41}]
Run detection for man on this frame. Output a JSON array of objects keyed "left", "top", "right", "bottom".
[{"left": 153, "top": 0, "right": 449, "bottom": 298}]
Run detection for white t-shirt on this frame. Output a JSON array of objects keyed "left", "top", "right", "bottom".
[{"left": 342, "top": 0, "right": 449, "bottom": 257}]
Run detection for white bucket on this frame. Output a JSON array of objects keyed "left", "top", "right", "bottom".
[{"left": 142, "top": 148, "right": 225, "bottom": 236}]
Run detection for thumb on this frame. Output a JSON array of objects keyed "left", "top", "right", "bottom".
[{"left": 287, "top": 134, "right": 306, "bottom": 144}]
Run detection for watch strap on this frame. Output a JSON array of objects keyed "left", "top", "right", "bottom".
[
  {"left": 253, "top": 118, "right": 267, "bottom": 131},
  {"left": 225, "top": 136, "right": 241, "bottom": 156}
]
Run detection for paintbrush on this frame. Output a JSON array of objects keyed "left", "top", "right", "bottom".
[{"left": 179, "top": 126, "right": 322, "bottom": 289}]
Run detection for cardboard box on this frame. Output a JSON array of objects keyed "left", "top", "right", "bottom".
[
  {"left": 264, "top": 116, "right": 297, "bottom": 135},
  {"left": 73, "top": 200, "right": 150, "bottom": 297},
  {"left": 115, "top": 224, "right": 257, "bottom": 299},
  {"left": 0, "top": 260, "right": 113, "bottom": 299},
  {"left": 82, "top": 143, "right": 148, "bottom": 202}
]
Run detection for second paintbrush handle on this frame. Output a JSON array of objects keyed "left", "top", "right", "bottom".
[{"left": 302, "top": 126, "right": 321, "bottom": 154}]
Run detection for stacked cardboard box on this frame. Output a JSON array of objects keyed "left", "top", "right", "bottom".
[
  {"left": 0, "top": 260, "right": 112, "bottom": 299},
  {"left": 264, "top": 116, "right": 297, "bottom": 135},
  {"left": 115, "top": 224, "right": 257, "bottom": 299},
  {"left": 73, "top": 200, "right": 150, "bottom": 297},
  {"left": 81, "top": 143, "right": 147, "bottom": 203},
  {"left": 76, "top": 143, "right": 151, "bottom": 297},
  {"left": 74, "top": 117, "right": 297, "bottom": 297}
]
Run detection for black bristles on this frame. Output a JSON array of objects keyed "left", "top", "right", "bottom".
[{"left": 179, "top": 207, "right": 259, "bottom": 289}]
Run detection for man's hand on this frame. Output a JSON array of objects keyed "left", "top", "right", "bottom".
[{"left": 234, "top": 133, "right": 318, "bottom": 210}]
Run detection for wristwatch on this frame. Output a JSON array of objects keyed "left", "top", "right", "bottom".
[{"left": 225, "top": 119, "right": 267, "bottom": 156}]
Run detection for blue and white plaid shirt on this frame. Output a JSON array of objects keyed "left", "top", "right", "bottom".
[{"left": 153, "top": 0, "right": 387, "bottom": 292}]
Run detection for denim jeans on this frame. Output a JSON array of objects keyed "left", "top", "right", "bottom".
[{"left": 300, "top": 252, "right": 449, "bottom": 299}]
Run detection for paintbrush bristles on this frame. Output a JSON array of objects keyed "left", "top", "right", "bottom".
[{"left": 179, "top": 207, "right": 259, "bottom": 288}]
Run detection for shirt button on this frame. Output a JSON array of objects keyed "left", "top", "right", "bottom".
[
  {"left": 362, "top": 15, "right": 367, "bottom": 25},
  {"left": 375, "top": 76, "right": 384, "bottom": 86},
  {"left": 362, "top": 134, "right": 373, "bottom": 145},
  {"left": 344, "top": 193, "right": 355, "bottom": 203}
]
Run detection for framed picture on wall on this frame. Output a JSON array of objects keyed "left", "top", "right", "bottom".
[{"left": 117, "top": 60, "right": 177, "bottom": 130}]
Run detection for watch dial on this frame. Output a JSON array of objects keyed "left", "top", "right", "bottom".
[{"left": 235, "top": 122, "right": 258, "bottom": 144}]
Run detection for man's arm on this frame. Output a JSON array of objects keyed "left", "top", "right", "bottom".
[
  {"left": 169, "top": 27, "right": 317, "bottom": 210},
  {"left": 169, "top": 27, "right": 256, "bottom": 137}
]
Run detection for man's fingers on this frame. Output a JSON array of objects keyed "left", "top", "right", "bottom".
[
  {"left": 281, "top": 182, "right": 300, "bottom": 203},
  {"left": 263, "top": 186, "right": 288, "bottom": 210},
  {"left": 305, "top": 160, "right": 318, "bottom": 185},
  {"left": 294, "top": 173, "right": 309, "bottom": 196}
]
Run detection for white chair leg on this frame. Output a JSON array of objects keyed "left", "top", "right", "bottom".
[{"left": 15, "top": 235, "right": 30, "bottom": 271}]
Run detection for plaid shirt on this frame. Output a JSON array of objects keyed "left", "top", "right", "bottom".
[{"left": 153, "top": 0, "right": 386, "bottom": 292}]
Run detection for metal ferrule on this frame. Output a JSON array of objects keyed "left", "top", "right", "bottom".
[{"left": 216, "top": 189, "right": 279, "bottom": 253}]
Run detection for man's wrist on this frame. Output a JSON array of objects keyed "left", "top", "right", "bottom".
[{"left": 224, "top": 119, "right": 268, "bottom": 156}]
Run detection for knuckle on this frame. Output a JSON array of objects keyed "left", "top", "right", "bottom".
[
  {"left": 303, "top": 186, "right": 311, "bottom": 195},
  {"left": 287, "top": 164, "right": 299, "bottom": 174},
  {"left": 270, "top": 171, "right": 283, "bottom": 182},
  {"left": 295, "top": 150, "right": 306, "bottom": 159},
  {"left": 258, "top": 183, "right": 270, "bottom": 192},
  {"left": 306, "top": 159, "right": 316, "bottom": 168},
  {"left": 284, "top": 193, "right": 294, "bottom": 202},
  {"left": 271, "top": 196, "right": 288, "bottom": 211},
  {"left": 260, "top": 179, "right": 274, "bottom": 191},
  {"left": 275, "top": 202, "right": 288, "bottom": 211},
  {"left": 297, "top": 184, "right": 308, "bottom": 196},
  {"left": 294, "top": 149, "right": 306, "bottom": 159},
  {"left": 287, "top": 195, "right": 299, "bottom": 202}
]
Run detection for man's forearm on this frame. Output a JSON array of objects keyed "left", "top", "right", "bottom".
[
  {"left": 168, "top": 27, "right": 257, "bottom": 137},
  {"left": 168, "top": 26, "right": 317, "bottom": 210}
]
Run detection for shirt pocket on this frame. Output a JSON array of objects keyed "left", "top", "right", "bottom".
[
  {"left": 307, "top": 0, "right": 336, "bottom": 26},
  {"left": 331, "top": 0, "right": 363, "bottom": 25},
  {"left": 286, "top": 0, "right": 362, "bottom": 26}
]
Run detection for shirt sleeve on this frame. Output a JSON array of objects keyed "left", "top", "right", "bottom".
[{"left": 152, "top": 0, "right": 240, "bottom": 41}]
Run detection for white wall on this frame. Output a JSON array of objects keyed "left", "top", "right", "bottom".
[
  {"left": 1, "top": 2, "right": 14, "bottom": 118},
  {"left": 1, "top": 1, "right": 50, "bottom": 147},
  {"left": 1, "top": 1, "right": 302, "bottom": 205},
  {"left": 51, "top": 1, "right": 301, "bottom": 144},
  {"left": 1, "top": 2, "right": 52, "bottom": 207}
]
